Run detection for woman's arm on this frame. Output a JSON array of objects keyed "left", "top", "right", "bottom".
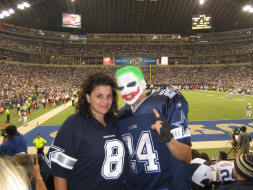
[{"left": 54, "top": 176, "right": 67, "bottom": 190}]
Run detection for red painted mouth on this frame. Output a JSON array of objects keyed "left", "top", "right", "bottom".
[{"left": 122, "top": 87, "right": 140, "bottom": 101}]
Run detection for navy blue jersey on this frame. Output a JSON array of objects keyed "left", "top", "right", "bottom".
[
  {"left": 117, "top": 89, "right": 192, "bottom": 190},
  {"left": 45, "top": 113, "right": 126, "bottom": 190}
]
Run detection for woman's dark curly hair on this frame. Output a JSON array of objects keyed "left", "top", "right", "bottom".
[{"left": 76, "top": 72, "right": 118, "bottom": 122}]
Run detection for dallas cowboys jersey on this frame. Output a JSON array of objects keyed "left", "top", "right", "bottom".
[
  {"left": 45, "top": 113, "right": 126, "bottom": 190},
  {"left": 212, "top": 161, "right": 235, "bottom": 182},
  {"left": 117, "top": 89, "right": 192, "bottom": 190}
]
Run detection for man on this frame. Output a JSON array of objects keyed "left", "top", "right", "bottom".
[
  {"left": 246, "top": 103, "right": 252, "bottom": 118},
  {"left": 237, "top": 126, "right": 252, "bottom": 154},
  {"left": 33, "top": 133, "right": 47, "bottom": 156},
  {"left": 5, "top": 107, "right": 10, "bottom": 123},
  {"left": 22, "top": 107, "right": 28, "bottom": 127},
  {"left": 211, "top": 151, "right": 235, "bottom": 184},
  {"left": 217, "top": 154, "right": 253, "bottom": 190},
  {"left": 0, "top": 125, "right": 27, "bottom": 156},
  {"left": 115, "top": 66, "right": 192, "bottom": 190}
]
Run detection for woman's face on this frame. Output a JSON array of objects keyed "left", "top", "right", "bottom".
[{"left": 86, "top": 85, "right": 113, "bottom": 118}]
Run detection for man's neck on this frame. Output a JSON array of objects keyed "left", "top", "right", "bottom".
[{"left": 133, "top": 92, "right": 146, "bottom": 107}]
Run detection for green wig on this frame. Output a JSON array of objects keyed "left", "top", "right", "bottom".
[{"left": 115, "top": 66, "right": 144, "bottom": 83}]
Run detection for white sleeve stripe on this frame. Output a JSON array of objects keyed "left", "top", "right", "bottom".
[
  {"left": 171, "top": 127, "right": 191, "bottom": 140},
  {"left": 51, "top": 152, "right": 77, "bottom": 170}
]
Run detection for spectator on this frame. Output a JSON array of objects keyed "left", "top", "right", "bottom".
[
  {"left": 192, "top": 149, "right": 201, "bottom": 159},
  {"left": 0, "top": 125, "right": 27, "bottom": 156},
  {"left": 211, "top": 151, "right": 235, "bottom": 184},
  {"left": 200, "top": 152, "right": 213, "bottom": 165},
  {"left": 116, "top": 66, "right": 192, "bottom": 190},
  {"left": 0, "top": 156, "right": 30, "bottom": 190},
  {"left": 217, "top": 154, "right": 253, "bottom": 190},
  {"left": 191, "top": 159, "right": 212, "bottom": 190},
  {"left": 13, "top": 154, "right": 48, "bottom": 190},
  {"left": 45, "top": 72, "right": 126, "bottom": 190}
]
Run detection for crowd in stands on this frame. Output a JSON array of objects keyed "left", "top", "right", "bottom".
[
  {"left": 144, "top": 65, "right": 253, "bottom": 90},
  {"left": 0, "top": 63, "right": 252, "bottom": 108},
  {"left": 0, "top": 33, "right": 253, "bottom": 58}
]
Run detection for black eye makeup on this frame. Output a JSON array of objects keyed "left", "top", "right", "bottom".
[{"left": 127, "top": 81, "right": 136, "bottom": 87}]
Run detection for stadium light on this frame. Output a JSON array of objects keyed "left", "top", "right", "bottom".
[
  {"left": 243, "top": 5, "right": 251, "bottom": 12},
  {"left": 8, "top": 9, "right": 15, "bottom": 14},
  {"left": 17, "top": 4, "right": 24, "bottom": 9},
  {"left": 0, "top": 14, "right": 4, "bottom": 19},
  {"left": 199, "top": 0, "right": 205, "bottom": 5},
  {"left": 17, "top": 2, "right": 30, "bottom": 10},
  {"left": 2, "top": 10, "right": 10, "bottom": 17},
  {"left": 23, "top": 2, "right": 30, "bottom": 8}
]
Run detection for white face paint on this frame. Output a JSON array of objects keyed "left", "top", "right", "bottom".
[{"left": 117, "top": 72, "right": 144, "bottom": 105}]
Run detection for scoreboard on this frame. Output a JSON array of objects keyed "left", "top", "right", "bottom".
[
  {"left": 192, "top": 14, "right": 211, "bottom": 30},
  {"left": 62, "top": 13, "right": 81, "bottom": 29}
]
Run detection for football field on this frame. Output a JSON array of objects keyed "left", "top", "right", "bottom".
[
  {"left": 2, "top": 90, "right": 253, "bottom": 157},
  {"left": 42, "top": 90, "right": 253, "bottom": 125}
]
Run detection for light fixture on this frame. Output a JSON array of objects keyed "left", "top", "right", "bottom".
[
  {"left": 23, "top": 2, "right": 30, "bottom": 8},
  {"left": 199, "top": 0, "right": 205, "bottom": 5},
  {"left": 243, "top": 5, "right": 251, "bottom": 12},
  {"left": 8, "top": 9, "right": 15, "bottom": 14},
  {"left": 17, "top": 2, "right": 30, "bottom": 9},
  {"left": 243, "top": 4, "right": 253, "bottom": 13},
  {"left": 2, "top": 11, "right": 10, "bottom": 17},
  {"left": 17, "top": 4, "right": 24, "bottom": 9}
]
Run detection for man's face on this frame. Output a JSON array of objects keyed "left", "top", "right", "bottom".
[{"left": 117, "top": 72, "right": 143, "bottom": 105}]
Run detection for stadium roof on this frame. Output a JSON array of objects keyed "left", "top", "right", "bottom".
[{"left": 0, "top": 0, "right": 253, "bottom": 34}]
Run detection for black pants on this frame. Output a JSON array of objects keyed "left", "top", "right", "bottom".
[
  {"left": 37, "top": 147, "right": 44, "bottom": 156},
  {"left": 6, "top": 115, "right": 10, "bottom": 123}
]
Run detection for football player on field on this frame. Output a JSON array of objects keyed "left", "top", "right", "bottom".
[{"left": 115, "top": 66, "right": 192, "bottom": 190}]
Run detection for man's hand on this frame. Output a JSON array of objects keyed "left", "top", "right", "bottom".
[{"left": 151, "top": 109, "right": 173, "bottom": 144}]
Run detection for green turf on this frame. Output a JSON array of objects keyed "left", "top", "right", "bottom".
[
  {"left": 181, "top": 90, "right": 253, "bottom": 121},
  {"left": 0, "top": 104, "right": 60, "bottom": 129},
  {"left": 26, "top": 90, "right": 253, "bottom": 155},
  {"left": 41, "top": 106, "right": 76, "bottom": 126},
  {"left": 41, "top": 90, "right": 253, "bottom": 126}
]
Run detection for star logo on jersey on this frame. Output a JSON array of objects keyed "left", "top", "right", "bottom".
[
  {"left": 44, "top": 145, "right": 64, "bottom": 168},
  {"left": 171, "top": 111, "right": 191, "bottom": 139}
]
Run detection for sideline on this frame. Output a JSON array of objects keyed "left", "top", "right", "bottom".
[{"left": 0, "top": 101, "right": 72, "bottom": 154}]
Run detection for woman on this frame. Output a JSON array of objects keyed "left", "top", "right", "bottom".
[{"left": 46, "top": 72, "right": 126, "bottom": 190}]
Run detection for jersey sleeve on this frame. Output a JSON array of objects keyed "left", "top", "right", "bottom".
[
  {"left": 45, "top": 116, "right": 81, "bottom": 178},
  {"left": 162, "top": 89, "right": 191, "bottom": 146}
]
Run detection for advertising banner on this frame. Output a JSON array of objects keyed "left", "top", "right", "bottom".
[
  {"left": 115, "top": 57, "right": 156, "bottom": 65},
  {"left": 103, "top": 57, "right": 111, "bottom": 65},
  {"left": 161, "top": 57, "right": 168, "bottom": 65}
]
